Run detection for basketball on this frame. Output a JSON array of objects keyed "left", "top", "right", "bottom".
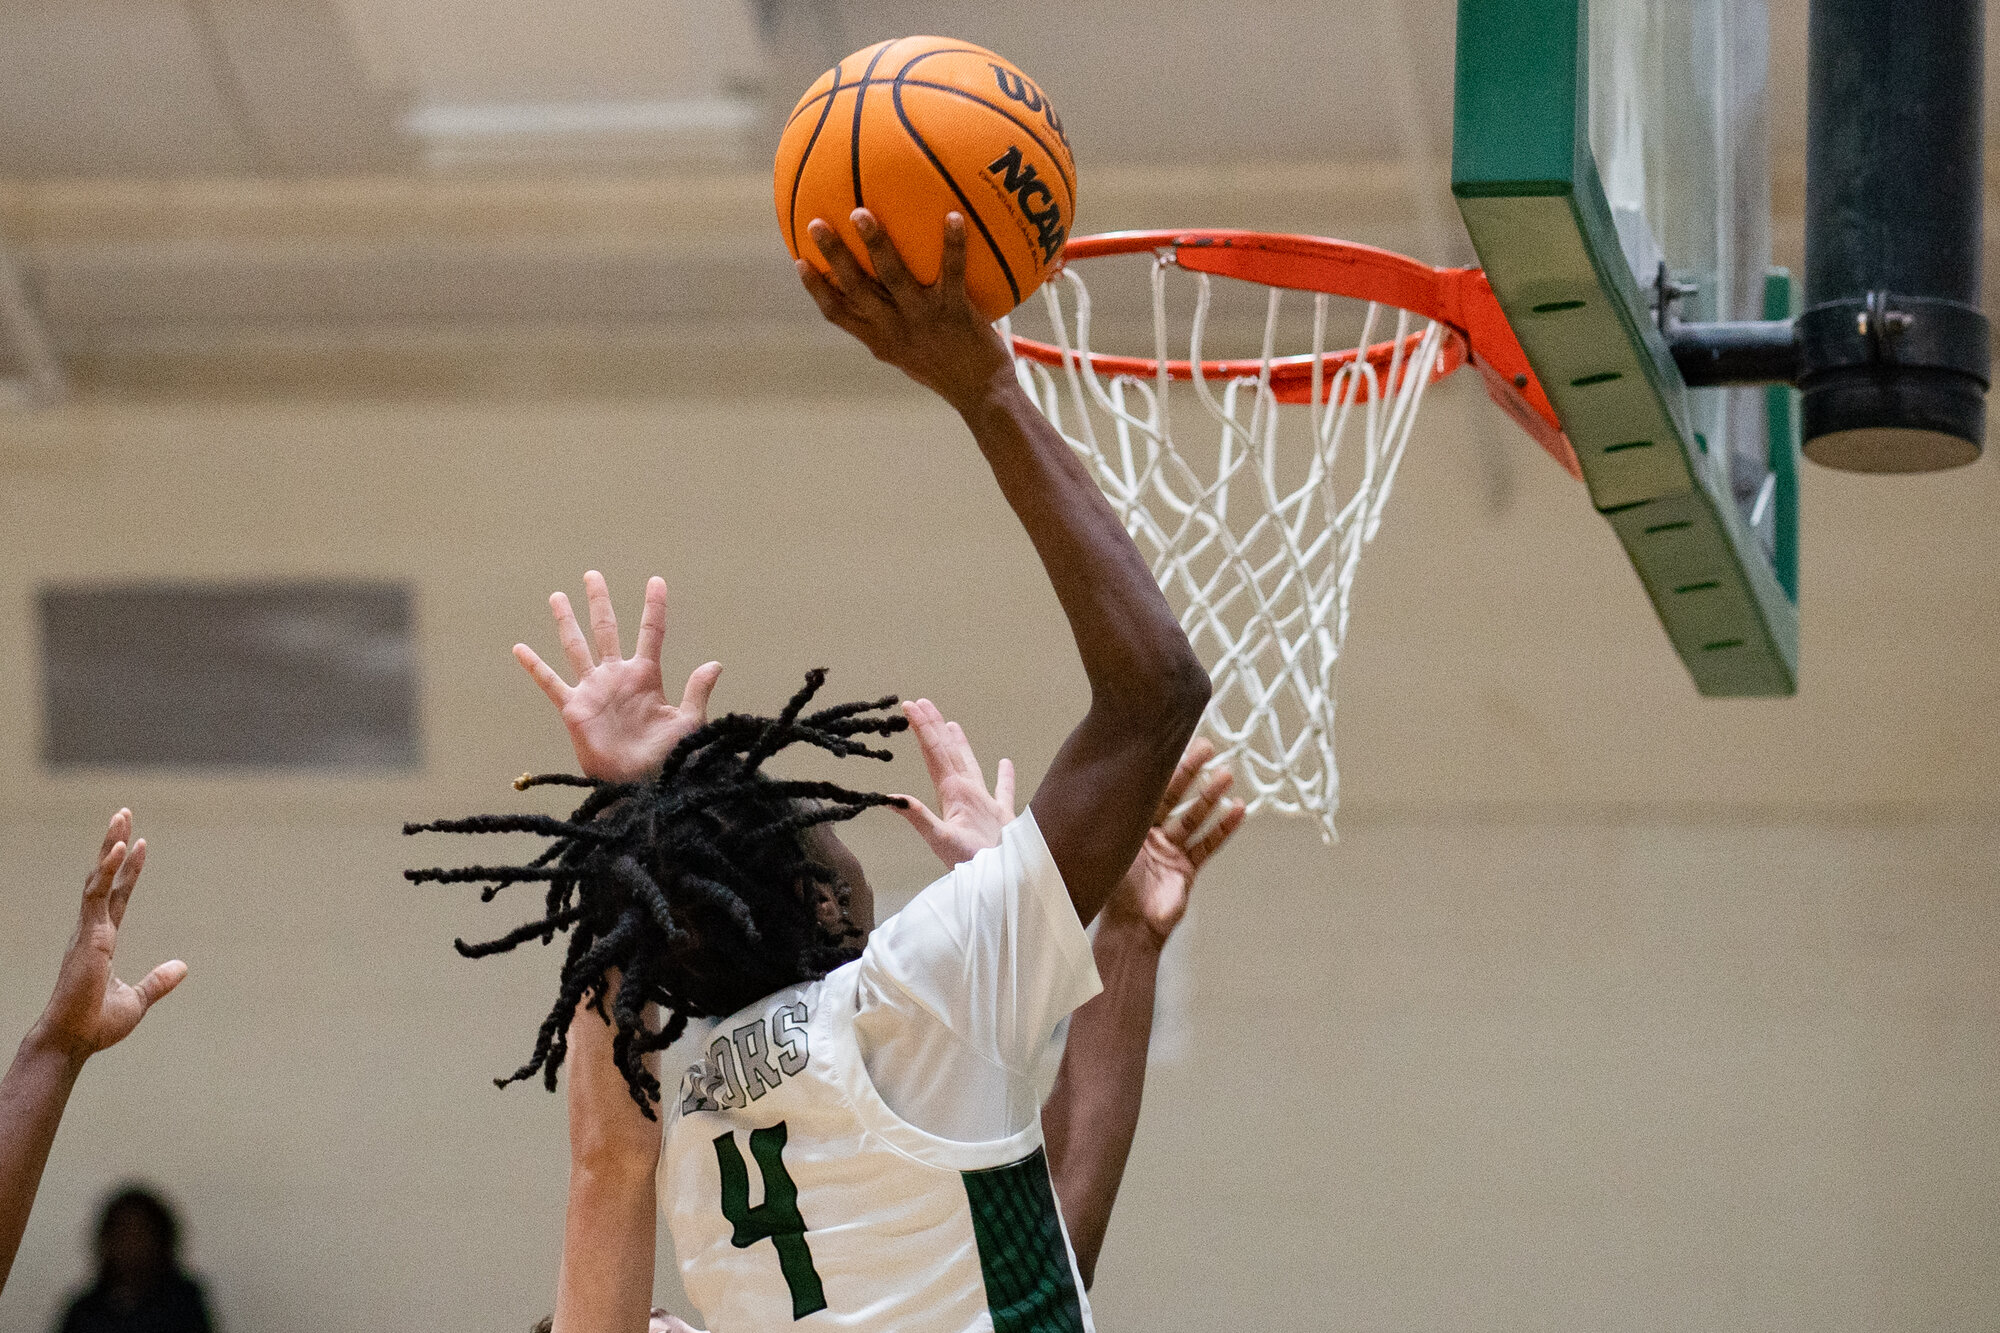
[{"left": 775, "top": 36, "right": 1077, "bottom": 321}]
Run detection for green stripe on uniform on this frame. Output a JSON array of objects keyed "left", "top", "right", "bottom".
[{"left": 961, "top": 1148, "right": 1086, "bottom": 1333}]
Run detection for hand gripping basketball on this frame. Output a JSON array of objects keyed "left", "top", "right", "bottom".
[
  {"left": 774, "top": 37, "right": 1076, "bottom": 321},
  {"left": 797, "top": 208, "right": 1015, "bottom": 415}
]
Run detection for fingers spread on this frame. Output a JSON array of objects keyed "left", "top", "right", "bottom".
[
  {"left": 1157, "top": 735, "right": 1218, "bottom": 822},
  {"left": 85, "top": 840, "right": 127, "bottom": 907},
  {"left": 106, "top": 838, "right": 146, "bottom": 927},
  {"left": 583, "top": 570, "right": 622, "bottom": 662},
  {"left": 513, "top": 643, "right": 572, "bottom": 706},
  {"left": 903, "top": 699, "right": 955, "bottom": 792},
  {"left": 942, "top": 720, "right": 980, "bottom": 779},
  {"left": 890, "top": 795, "right": 946, "bottom": 842},
  {"left": 550, "top": 591, "right": 594, "bottom": 676},
  {"left": 1168, "top": 767, "right": 1235, "bottom": 844},
  {"left": 135, "top": 959, "right": 189, "bottom": 1009},
  {"left": 995, "top": 758, "right": 1016, "bottom": 815},
  {"left": 634, "top": 576, "right": 668, "bottom": 664},
  {"left": 96, "top": 809, "right": 131, "bottom": 865},
  {"left": 1186, "top": 801, "right": 1247, "bottom": 870},
  {"left": 679, "top": 660, "right": 722, "bottom": 723},
  {"left": 797, "top": 261, "right": 866, "bottom": 333},
  {"left": 808, "top": 219, "right": 887, "bottom": 311},
  {"left": 853, "top": 209, "right": 918, "bottom": 297}
]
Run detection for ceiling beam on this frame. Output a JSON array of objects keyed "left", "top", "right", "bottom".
[{"left": 0, "top": 153, "right": 1988, "bottom": 405}]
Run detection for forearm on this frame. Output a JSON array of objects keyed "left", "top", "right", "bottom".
[
  {"left": 552, "top": 1158, "right": 659, "bottom": 1333},
  {"left": 1041, "top": 916, "right": 1163, "bottom": 1289},
  {"left": 0, "top": 1032, "right": 86, "bottom": 1294},
  {"left": 966, "top": 380, "right": 1208, "bottom": 914},
  {"left": 798, "top": 216, "right": 1205, "bottom": 915},
  {"left": 959, "top": 381, "right": 1206, "bottom": 710},
  {"left": 555, "top": 977, "right": 664, "bottom": 1333}
]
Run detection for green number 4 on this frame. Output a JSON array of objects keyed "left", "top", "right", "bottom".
[{"left": 713, "top": 1122, "right": 827, "bottom": 1320}]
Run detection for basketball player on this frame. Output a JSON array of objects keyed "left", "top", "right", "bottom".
[
  {"left": 410, "top": 207, "right": 1209, "bottom": 1331},
  {"left": 1, "top": 811, "right": 187, "bottom": 1294},
  {"left": 529, "top": 660, "right": 1240, "bottom": 1331}
]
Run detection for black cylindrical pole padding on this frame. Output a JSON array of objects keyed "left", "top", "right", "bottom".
[
  {"left": 1802, "top": 0, "right": 1989, "bottom": 470},
  {"left": 1807, "top": 0, "right": 1981, "bottom": 306}
]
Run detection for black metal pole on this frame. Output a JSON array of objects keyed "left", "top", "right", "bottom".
[
  {"left": 1669, "top": 320, "right": 1800, "bottom": 386},
  {"left": 1802, "top": 0, "right": 1989, "bottom": 471}
]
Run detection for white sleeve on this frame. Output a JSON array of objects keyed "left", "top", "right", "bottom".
[{"left": 859, "top": 809, "right": 1102, "bottom": 1076}]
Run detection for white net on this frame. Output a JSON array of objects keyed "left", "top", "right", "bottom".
[{"left": 1004, "top": 252, "right": 1450, "bottom": 839}]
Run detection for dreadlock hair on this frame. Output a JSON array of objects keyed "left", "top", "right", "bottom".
[{"left": 404, "top": 669, "right": 908, "bottom": 1118}]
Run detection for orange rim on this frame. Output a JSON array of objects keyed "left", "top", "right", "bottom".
[{"left": 1009, "top": 229, "right": 1582, "bottom": 479}]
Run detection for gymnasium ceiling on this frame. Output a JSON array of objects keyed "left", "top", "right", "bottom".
[
  {"left": 0, "top": 0, "right": 1992, "bottom": 402},
  {"left": 0, "top": 0, "right": 1818, "bottom": 175}
]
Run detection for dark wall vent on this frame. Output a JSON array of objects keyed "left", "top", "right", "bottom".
[{"left": 40, "top": 581, "right": 418, "bottom": 769}]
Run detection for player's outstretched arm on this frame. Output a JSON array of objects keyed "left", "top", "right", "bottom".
[
  {"left": 0, "top": 810, "right": 186, "bottom": 1295},
  {"left": 515, "top": 572, "right": 723, "bottom": 783},
  {"left": 799, "top": 209, "right": 1210, "bottom": 923},
  {"left": 1040, "top": 740, "right": 1245, "bottom": 1288},
  {"left": 550, "top": 970, "right": 661, "bottom": 1333}
]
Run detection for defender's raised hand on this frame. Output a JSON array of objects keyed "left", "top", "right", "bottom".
[
  {"left": 1101, "top": 737, "right": 1246, "bottom": 947},
  {"left": 4, "top": 810, "right": 187, "bottom": 1293},
  {"left": 892, "top": 699, "right": 1016, "bottom": 868},
  {"left": 33, "top": 809, "right": 187, "bottom": 1063},
  {"left": 797, "top": 209, "right": 1015, "bottom": 414},
  {"left": 514, "top": 572, "right": 722, "bottom": 784},
  {"left": 1041, "top": 738, "right": 1242, "bottom": 1289}
]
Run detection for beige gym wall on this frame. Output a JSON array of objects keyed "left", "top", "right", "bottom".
[{"left": 0, "top": 349, "right": 1994, "bottom": 1332}]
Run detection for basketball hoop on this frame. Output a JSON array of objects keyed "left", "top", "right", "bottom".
[{"left": 1003, "top": 230, "right": 1577, "bottom": 838}]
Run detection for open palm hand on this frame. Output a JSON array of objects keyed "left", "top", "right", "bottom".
[
  {"left": 34, "top": 809, "right": 187, "bottom": 1063},
  {"left": 514, "top": 572, "right": 721, "bottom": 784},
  {"left": 892, "top": 698, "right": 1016, "bottom": 867},
  {"left": 1103, "top": 737, "right": 1246, "bottom": 947}
]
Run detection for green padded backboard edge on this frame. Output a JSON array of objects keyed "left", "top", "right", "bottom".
[
  {"left": 1451, "top": 0, "right": 1798, "bottom": 696},
  {"left": 1765, "top": 269, "right": 1802, "bottom": 603}
]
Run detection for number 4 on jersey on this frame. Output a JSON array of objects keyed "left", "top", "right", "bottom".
[{"left": 714, "top": 1122, "right": 828, "bottom": 1320}]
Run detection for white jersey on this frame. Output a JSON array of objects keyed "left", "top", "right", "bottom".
[{"left": 660, "top": 813, "right": 1101, "bottom": 1333}]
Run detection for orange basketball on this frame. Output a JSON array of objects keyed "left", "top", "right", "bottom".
[{"left": 775, "top": 36, "right": 1077, "bottom": 322}]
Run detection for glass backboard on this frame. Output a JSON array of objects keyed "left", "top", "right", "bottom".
[
  {"left": 1588, "top": 0, "right": 1784, "bottom": 572},
  {"left": 1452, "top": 0, "right": 1799, "bottom": 695}
]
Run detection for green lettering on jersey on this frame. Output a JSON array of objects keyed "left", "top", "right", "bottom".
[{"left": 713, "top": 1122, "right": 827, "bottom": 1320}]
